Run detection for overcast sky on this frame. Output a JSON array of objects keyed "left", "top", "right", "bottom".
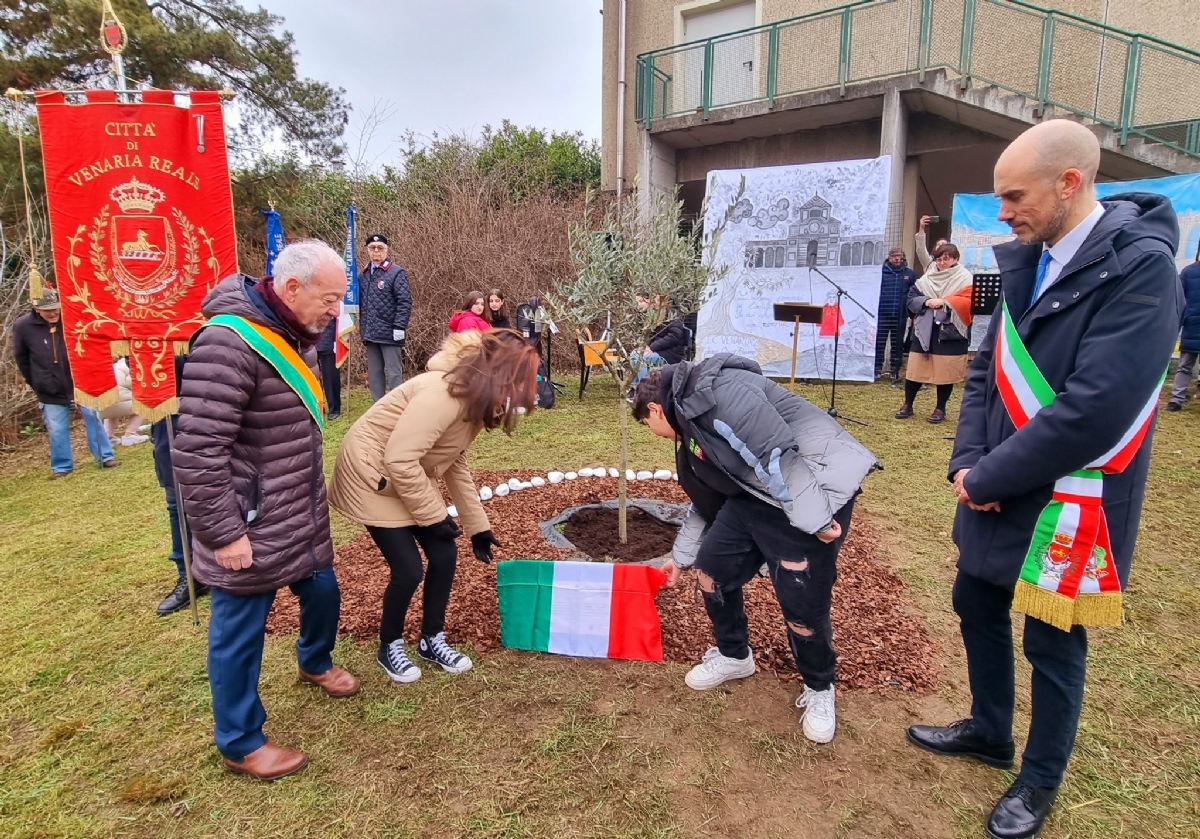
[{"left": 253, "top": 0, "right": 604, "bottom": 170}]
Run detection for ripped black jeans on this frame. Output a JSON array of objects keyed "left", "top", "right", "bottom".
[{"left": 693, "top": 494, "right": 856, "bottom": 691}]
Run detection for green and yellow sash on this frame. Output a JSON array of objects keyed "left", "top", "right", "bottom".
[
  {"left": 204, "top": 314, "right": 325, "bottom": 431},
  {"left": 995, "top": 300, "right": 1161, "bottom": 630}
]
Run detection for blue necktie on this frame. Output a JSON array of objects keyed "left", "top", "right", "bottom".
[{"left": 1030, "top": 250, "right": 1053, "bottom": 307}]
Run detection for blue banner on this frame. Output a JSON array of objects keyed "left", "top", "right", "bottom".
[
  {"left": 261, "top": 208, "right": 285, "bottom": 276},
  {"left": 951, "top": 172, "right": 1200, "bottom": 274},
  {"left": 343, "top": 205, "right": 359, "bottom": 312}
]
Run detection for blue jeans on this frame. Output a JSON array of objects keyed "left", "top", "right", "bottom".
[
  {"left": 630, "top": 350, "right": 664, "bottom": 385},
  {"left": 208, "top": 567, "right": 341, "bottom": 759},
  {"left": 39, "top": 403, "right": 115, "bottom": 473}
]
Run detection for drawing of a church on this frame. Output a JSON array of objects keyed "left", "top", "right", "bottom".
[{"left": 744, "top": 195, "right": 884, "bottom": 269}]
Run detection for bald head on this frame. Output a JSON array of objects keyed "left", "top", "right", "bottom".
[
  {"left": 994, "top": 120, "right": 1102, "bottom": 246},
  {"left": 1000, "top": 120, "right": 1100, "bottom": 187}
]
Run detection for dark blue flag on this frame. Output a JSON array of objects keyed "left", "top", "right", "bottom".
[
  {"left": 343, "top": 205, "right": 359, "bottom": 312},
  {"left": 261, "top": 208, "right": 285, "bottom": 276}
]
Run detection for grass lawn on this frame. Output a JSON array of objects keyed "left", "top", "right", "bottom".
[{"left": 1, "top": 375, "right": 1197, "bottom": 838}]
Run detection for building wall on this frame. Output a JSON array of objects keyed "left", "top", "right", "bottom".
[{"left": 601, "top": 0, "right": 1200, "bottom": 192}]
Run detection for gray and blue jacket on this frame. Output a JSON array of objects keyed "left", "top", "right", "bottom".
[{"left": 662, "top": 354, "right": 880, "bottom": 566}]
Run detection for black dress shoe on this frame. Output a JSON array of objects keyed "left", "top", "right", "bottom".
[
  {"left": 327, "top": 411, "right": 341, "bottom": 420},
  {"left": 986, "top": 780, "right": 1058, "bottom": 839},
  {"left": 156, "top": 579, "right": 211, "bottom": 616},
  {"left": 906, "top": 718, "right": 1015, "bottom": 769}
]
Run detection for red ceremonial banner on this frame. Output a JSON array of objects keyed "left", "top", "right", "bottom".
[{"left": 35, "top": 89, "right": 238, "bottom": 419}]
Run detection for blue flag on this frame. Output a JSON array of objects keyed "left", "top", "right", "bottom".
[
  {"left": 261, "top": 208, "right": 285, "bottom": 276},
  {"left": 343, "top": 205, "right": 359, "bottom": 312}
]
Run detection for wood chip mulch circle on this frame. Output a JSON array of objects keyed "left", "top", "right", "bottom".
[{"left": 266, "top": 469, "right": 938, "bottom": 693}]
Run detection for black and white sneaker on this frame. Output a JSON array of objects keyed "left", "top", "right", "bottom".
[
  {"left": 377, "top": 640, "right": 422, "bottom": 683},
  {"left": 418, "top": 632, "right": 473, "bottom": 674}
]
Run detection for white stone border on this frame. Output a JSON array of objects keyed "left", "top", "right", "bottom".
[{"left": 450, "top": 467, "right": 678, "bottom": 518}]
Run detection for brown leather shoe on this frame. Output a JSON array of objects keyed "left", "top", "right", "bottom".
[
  {"left": 298, "top": 665, "right": 361, "bottom": 698},
  {"left": 222, "top": 741, "right": 308, "bottom": 781}
]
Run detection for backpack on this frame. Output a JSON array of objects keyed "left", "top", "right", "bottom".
[{"left": 535, "top": 357, "right": 556, "bottom": 409}]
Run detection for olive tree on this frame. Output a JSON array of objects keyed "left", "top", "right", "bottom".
[{"left": 549, "top": 183, "right": 738, "bottom": 543}]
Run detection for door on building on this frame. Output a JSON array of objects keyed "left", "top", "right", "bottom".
[{"left": 680, "top": 2, "right": 758, "bottom": 113}]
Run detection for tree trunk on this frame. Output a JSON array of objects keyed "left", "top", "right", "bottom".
[{"left": 618, "top": 382, "right": 628, "bottom": 544}]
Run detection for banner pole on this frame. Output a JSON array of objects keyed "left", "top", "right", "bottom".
[{"left": 164, "top": 419, "right": 201, "bottom": 626}]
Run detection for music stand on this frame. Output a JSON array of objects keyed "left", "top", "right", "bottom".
[
  {"left": 773, "top": 302, "right": 824, "bottom": 386},
  {"left": 971, "top": 273, "right": 1002, "bottom": 315}
]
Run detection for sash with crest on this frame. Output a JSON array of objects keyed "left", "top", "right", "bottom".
[
  {"left": 995, "top": 300, "right": 1161, "bottom": 631},
  {"left": 204, "top": 314, "right": 326, "bottom": 431}
]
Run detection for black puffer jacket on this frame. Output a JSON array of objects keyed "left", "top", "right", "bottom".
[
  {"left": 13, "top": 310, "right": 74, "bottom": 405},
  {"left": 359, "top": 260, "right": 413, "bottom": 345},
  {"left": 172, "top": 274, "right": 335, "bottom": 595},
  {"left": 648, "top": 317, "right": 689, "bottom": 364}
]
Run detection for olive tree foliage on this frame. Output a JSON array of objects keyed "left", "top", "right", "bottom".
[{"left": 548, "top": 182, "right": 740, "bottom": 542}]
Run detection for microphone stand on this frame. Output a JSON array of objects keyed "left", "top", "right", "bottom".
[{"left": 808, "top": 260, "right": 872, "bottom": 427}]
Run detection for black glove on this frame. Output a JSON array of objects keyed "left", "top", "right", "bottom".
[
  {"left": 471, "top": 530, "right": 502, "bottom": 563},
  {"left": 418, "top": 515, "right": 462, "bottom": 543}
]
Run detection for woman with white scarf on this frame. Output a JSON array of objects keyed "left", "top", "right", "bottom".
[{"left": 895, "top": 242, "right": 973, "bottom": 423}]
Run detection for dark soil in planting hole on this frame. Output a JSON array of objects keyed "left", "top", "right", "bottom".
[{"left": 562, "top": 505, "right": 678, "bottom": 562}]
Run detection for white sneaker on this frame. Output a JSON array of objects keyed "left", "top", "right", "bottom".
[
  {"left": 796, "top": 686, "right": 836, "bottom": 743},
  {"left": 119, "top": 433, "right": 149, "bottom": 446},
  {"left": 684, "top": 646, "right": 756, "bottom": 690}
]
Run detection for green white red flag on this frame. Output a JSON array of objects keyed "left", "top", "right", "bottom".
[{"left": 496, "top": 560, "right": 667, "bottom": 661}]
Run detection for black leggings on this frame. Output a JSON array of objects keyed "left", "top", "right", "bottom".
[
  {"left": 366, "top": 525, "right": 458, "bottom": 647},
  {"left": 904, "top": 380, "right": 953, "bottom": 410}
]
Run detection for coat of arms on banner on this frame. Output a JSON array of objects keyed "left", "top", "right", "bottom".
[{"left": 36, "top": 89, "right": 238, "bottom": 419}]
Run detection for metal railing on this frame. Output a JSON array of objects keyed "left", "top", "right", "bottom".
[{"left": 635, "top": 0, "right": 1200, "bottom": 159}]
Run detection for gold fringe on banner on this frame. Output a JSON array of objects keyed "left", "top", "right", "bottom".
[
  {"left": 134, "top": 397, "right": 179, "bottom": 424},
  {"left": 74, "top": 385, "right": 121, "bottom": 413},
  {"left": 1072, "top": 592, "right": 1124, "bottom": 627},
  {"left": 172, "top": 341, "right": 191, "bottom": 355},
  {"left": 109, "top": 340, "right": 131, "bottom": 358},
  {"left": 1012, "top": 581, "right": 1076, "bottom": 632}
]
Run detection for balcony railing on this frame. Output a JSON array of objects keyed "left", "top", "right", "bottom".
[{"left": 635, "top": 0, "right": 1200, "bottom": 159}]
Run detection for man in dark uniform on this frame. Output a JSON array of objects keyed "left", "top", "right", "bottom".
[
  {"left": 906, "top": 120, "right": 1182, "bottom": 839},
  {"left": 357, "top": 233, "right": 412, "bottom": 401}
]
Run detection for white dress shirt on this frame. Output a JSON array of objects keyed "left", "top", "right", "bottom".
[{"left": 1033, "top": 201, "right": 1105, "bottom": 302}]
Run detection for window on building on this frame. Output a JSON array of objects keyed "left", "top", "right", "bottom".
[
  {"left": 862, "top": 241, "right": 874, "bottom": 265},
  {"left": 840, "top": 243, "right": 851, "bottom": 265},
  {"left": 852, "top": 241, "right": 862, "bottom": 265}
]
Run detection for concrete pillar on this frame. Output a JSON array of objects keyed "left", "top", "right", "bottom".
[
  {"left": 880, "top": 85, "right": 908, "bottom": 250},
  {"left": 901, "top": 157, "right": 920, "bottom": 264},
  {"left": 637, "top": 129, "right": 678, "bottom": 220}
]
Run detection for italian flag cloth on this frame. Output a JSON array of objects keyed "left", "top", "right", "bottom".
[
  {"left": 496, "top": 560, "right": 667, "bottom": 661},
  {"left": 995, "top": 300, "right": 1161, "bottom": 631}
]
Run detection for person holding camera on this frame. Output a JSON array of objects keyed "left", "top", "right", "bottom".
[
  {"left": 895, "top": 242, "right": 973, "bottom": 423},
  {"left": 916, "top": 214, "right": 950, "bottom": 272}
]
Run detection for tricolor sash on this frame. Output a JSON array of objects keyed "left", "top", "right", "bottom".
[
  {"left": 995, "top": 300, "right": 1161, "bottom": 630},
  {"left": 204, "top": 314, "right": 325, "bottom": 431}
]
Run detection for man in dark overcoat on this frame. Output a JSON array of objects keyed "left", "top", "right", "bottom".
[
  {"left": 357, "top": 233, "right": 412, "bottom": 400},
  {"left": 906, "top": 120, "right": 1183, "bottom": 839}
]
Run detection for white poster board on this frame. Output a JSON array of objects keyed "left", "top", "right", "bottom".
[{"left": 698, "top": 157, "right": 892, "bottom": 381}]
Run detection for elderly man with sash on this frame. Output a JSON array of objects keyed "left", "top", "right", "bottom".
[
  {"left": 174, "top": 239, "right": 360, "bottom": 782},
  {"left": 906, "top": 120, "right": 1182, "bottom": 839}
]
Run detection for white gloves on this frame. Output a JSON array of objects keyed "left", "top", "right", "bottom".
[{"left": 393, "top": 329, "right": 405, "bottom": 342}]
